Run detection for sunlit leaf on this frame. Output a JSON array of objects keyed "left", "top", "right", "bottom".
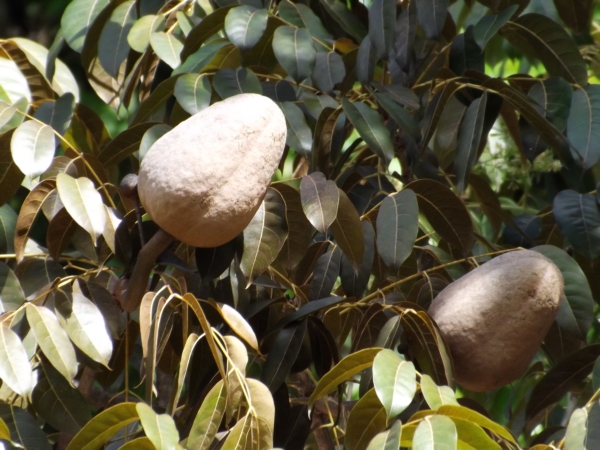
[
  {"left": 221, "top": 413, "right": 251, "bottom": 450},
  {"left": 173, "top": 73, "right": 211, "bottom": 115},
  {"left": 0, "top": 324, "right": 34, "bottom": 397},
  {"left": 436, "top": 405, "right": 516, "bottom": 443},
  {"left": 210, "top": 301, "right": 259, "bottom": 351},
  {"left": 150, "top": 31, "right": 184, "bottom": 69},
  {"left": 188, "top": 380, "right": 226, "bottom": 450},
  {"left": 225, "top": 6, "right": 268, "bottom": 52},
  {"left": 127, "top": 14, "right": 165, "bottom": 53},
  {"left": 564, "top": 408, "right": 587, "bottom": 450},
  {"left": 61, "top": 0, "right": 110, "bottom": 53},
  {"left": 98, "top": 0, "right": 137, "bottom": 78},
  {"left": 136, "top": 403, "right": 179, "bottom": 450},
  {"left": 373, "top": 349, "right": 417, "bottom": 419},
  {"left": 11, "top": 120, "right": 55, "bottom": 178},
  {"left": 300, "top": 172, "right": 339, "bottom": 233},
  {"left": 180, "top": 7, "right": 233, "bottom": 61},
  {"left": 345, "top": 388, "right": 388, "bottom": 450},
  {"left": 420, "top": 374, "right": 459, "bottom": 410},
  {"left": 272, "top": 26, "right": 316, "bottom": 83},
  {"left": 0, "top": 262, "right": 25, "bottom": 312},
  {"left": 366, "top": 420, "right": 402, "bottom": 450},
  {"left": 413, "top": 415, "right": 457, "bottom": 450},
  {"left": 56, "top": 173, "right": 107, "bottom": 244}
]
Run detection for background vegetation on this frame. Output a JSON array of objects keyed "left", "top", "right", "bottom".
[{"left": 0, "top": 0, "right": 600, "bottom": 448}]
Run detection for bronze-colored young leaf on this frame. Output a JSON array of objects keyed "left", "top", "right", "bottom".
[
  {"left": 0, "top": 129, "right": 24, "bottom": 207},
  {"left": 331, "top": 189, "right": 365, "bottom": 269},
  {"left": 299, "top": 172, "right": 339, "bottom": 233},
  {"left": 46, "top": 207, "right": 77, "bottom": 261},
  {"left": 240, "top": 188, "right": 288, "bottom": 281},
  {"left": 345, "top": 388, "right": 388, "bottom": 450},
  {"left": 405, "top": 179, "right": 474, "bottom": 256}
]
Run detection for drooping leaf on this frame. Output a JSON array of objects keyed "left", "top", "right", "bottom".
[
  {"left": 98, "top": 0, "right": 137, "bottom": 78},
  {"left": 368, "top": 0, "right": 396, "bottom": 59},
  {"left": 61, "top": 0, "right": 110, "bottom": 53},
  {"left": 32, "top": 362, "right": 91, "bottom": 435},
  {"left": 420, "top": 82, "right": 460, "bottom": 152},
  {"left": 553, "top": 190, "right": 600, "bottom": 261},
  {"left": 127, "top": 14, "right": 166, "bottom": 53},
  {"left": 0, "top": 262, "right": 25, "bottom": 312},
  {"left": 356, "top": 36, "right": 377, "bottom": 85},
  {"left": 394, "top": 0, "right": 417, "bottom": 70},
  {"left": 318, "top": 0, "right": 367, "bottom": 42},
  {"left": 473, "top": 5, "right": 518, "bottom": 49},
  {"left": 366, "top": 420, "right": 402, "bottom": 450},
  {"left": 188, "top": 380, "right": 226, "bottom": 450},
  {"left": 11, "top": 120, "right": 55, "bottom": 178},
  {"left": 420, "top": 374, "right": 459, "bottom": 410},
  {"left": 567, "top": 85, "right": 600, "bottom": 169},
  {"left": 278, "top": 0, "right": 332, "bottom": 43},
  {"left": 413, "top": 415, "right": 457, "bottom": 449},
  {"left": 342, "top": 97, "right": 394, "bottom": 164},
  {"left": 136, "top": 403, "right": 179, "bottom": 450},
  {"left": 0, "top": 324, "right": 34, "bottom": 397},
  {"left": 210, "top": 301, "right": 259, "bottom": 351},
  {"left": 300, "top": 172, "right": 339, "bottom": 233},
  {"left": 455, "top": 92, "right": 488, "bottom": 192},
  {"left": 449, "top": 26, "right": 484, "bottom": 76},
  {"left": 500, "top": 13, "right": 588, "bottom": 86},
  {"left": 345, "top": 388, "right": 388, "bottom": 450},
  {"left": 308, "top": 347, "right": 382, "bottom": 407},
  {"left": 240, "top": 188, "right": 289, "bottom": 281},
  {"left": 213, "top": 67, "right": 262, "bottom": 99},
  {"left": 373, "top": 349, "right": 417, "bottom": 420},
  {"left": 376, "top": 189, "right": 419, "bottom": 271},
  {"left": 262, "top": 320, "right": 308, "bottom": 391},
  {"left": 66, "top": 403, "right": 139, "bottom": 450},
  {"left": 406, "top": 179, "right": 474, "bottom": 256},
  {"left": 224, "top": 6, "right": 268, "bottom": 52},
  {"left": 56, "top": 173, "right": 107, "bottom": 244},
  {"left": 272, "top": 26, "right": 316, "bottom": 83},
  {"left": 312, "top": 51, "right": 346, "bottom": 94},
  {"left": 310, "top": 246, "right": 342, "bottom": 300},
  {"left": 331, "top": 189, "right": 365, "bottom": 269},
  {"left": 415, "top": 0, "right": 449, "bottom": 40},
  {"left": 150, "top": 31, "right": 184, "bottom": 69},
  {"left": 280, "top": 102, "right": 312, "bottom": 157}
]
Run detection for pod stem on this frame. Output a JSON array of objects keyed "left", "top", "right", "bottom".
[{"left": 120, "top": 228, "right": 174, "bottom": 311}]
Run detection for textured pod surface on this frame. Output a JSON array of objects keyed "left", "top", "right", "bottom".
[
  {"left": 428, "top": 250, "right": 564, "bottom": 392},
  {"left": 138, "top": 94, "right": 287, "bottom": 248}
]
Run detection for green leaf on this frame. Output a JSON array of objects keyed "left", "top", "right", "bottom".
[
  {"left": 310, "top": 246, "right": 342, "bottom": 300},
  {"left": 413, "top": 415, "right": 457, "bottom": 449},
  {"left": 98, "top": 0, "right": 137, "bottom": 78},
  {"left": 224, "top": 6, "right": 268, "bottom": 52},
  {"left": 340, "top": 220, "right": 374, "bottom": 298},
  {"left": 119, "top": 437, "right": 156, "bottom": 449},
  {"left": 26, "top": 304, "right": 78, "bottom": 383},
  {"left": 0, "top": 262, "right": 25, "bottom": 312},
  {"left": 376, "top": 189, "right": 419, "bottom": 271},
  {"left": 330, "top": 189, "right": 365, "bottom": 269},
  {"left": 300, "top": 172, "right": 339, "bottom": 233},
  {"left": 139, "top": 124, "right": 172, "bottom": 160},
  {"left": 473, "top": 5, "right": 518, "bottom": 49},
  {"left": 278, "top": 0, "right": 332, "bottom": 43},
  {"left": 0, "top": 324, "right": 34, "bottom": 397},
  {"left": 532, "top": 245, "right": 593, "bottom": 340},
  {"left": 312, "top": 51, "right": 345, "bottom": 94},
  {"left": 61, "top": 0, "right": 110, "bottom": 53},
  {"left": 0, "top": 404, "right": 52, "bottom": 449},
  {"left": 453, "top": 418, "right": 501, "bottom": 450},
  {"left": 455, "top": 92, "right": 488, "bottom": 193},
  {"left": 34, "top": 93, "right": 76, "bottom": 146},
  {"left": 100, "top": 121, "right": 160, "bottom": 164},
  {"left": 318, "top": 0, "right": 367, "bottom": 42},
  {"left": 0, "top": 101, "right": 17, "bottom": 129},
  {"left": 213, "top": 67, "right": 262, "bottom": 99},
  {"left": 373, "top": 349, "right": 417, "bottom": 420},
  {"left": 136, "top": 403, "right": 179, "bottom": 450},
  {"left": 150, "top": 31, "right": 184, "bottom": 69},
  {"left": 567, "top": 85, "right": 600, "bottom": 169},
  {"left": 11, "top": 120, "right": 55, "bottom": 178},
  {"left": 526, "top": 344, "right": 600, "bottom": 421},
  {"left": 0, "top": 205, "right": 17, "bottom": 254},
  {"left": 367, "top": 420, "right": 402, "bottom": 450},
  {"left": 272, "top": 26, "right": 316, "bottom": 83},
  {"left": 342, "top": 97, "right": 394, "bottom": 164},
  {"left": 127, "top": 14, "right": 166, "bottom": 53},
  {"left": 308, "top": 347, "right": 382, "bottom": 407},
  {"left": 368, "top": 0, "right": 395, "bottom": 59},
  {"left": 421, "top": 81, "right": 460, "bottom": 152},
  {"left": 564, "top": 408, "right": 587, "bottom": 450},
  {"left": 188, "top": 380, "right": 226, "bottom": 449},
  {"left": 174, "top": 73, "right": 212, "bottom": 115},
  {"left": 436, "top": 405, "right": 516, "bottom": 443},
  {"left": 67, "top": 403, "right": 139, "bottom": 450},
  {"left": 261, "top": 320, "right": 308, "bottom": 391},
  {"left": 32, "top": 362, "right": 91, "bottom": 435},
  {"left": 270, "top": 296, "right": 345, "bottom": 336},
  {"left": 420, "top": 374, "right": 459, "bottom": 410},
  {"left": 180, "top": 7, "right": 233, "bottom": 62},
  {"left": 500, "top": 13, "right": 588, "bottom": 86},
  {"left": 374, "top": 92, "right": 420, "bottom": 140},
  {"left": 56, "top": 173, "right": 107, "bottom": 244},
  {"left": 280, "top": 101, "right": 312, "bottom": 156},
  {"left": 0, "top": 130, "right": 24, "bottom": 207},
  {"left": 416, "top": 0, "right": 449, "bottom": 40},
  {"left": 553, "top": 190, "right": 600, "bottom": 261},
  {"left": 57, "top": 291, "right": 113, "bottom": 366},
  {"left": 357, "top": 36, "right": 377, "bottom": 85},
  {"left": 345, "top": 389, "right": 388, "bottom": 450},
  {"left": 240, "top": 188, "right": 289, "bottom": 281}
]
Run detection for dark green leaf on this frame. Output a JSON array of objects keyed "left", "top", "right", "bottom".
[
  {"left": 342, "top": 97, "right": 394, "bottom": 164},
  {"left": 280, "top": 102, "right": 312, "bottom": 156},
  {"left": 278, "top": 0, "right": 332, "bottom": 44},
  {"left": 526, "top": 344, "right": 600, "bottom": 420},
  {"left": 311, "top": 106, "right": 344, "bottom": 175},
  {"left": 262, "top": 320, "right": 308, "bottom": 391},
  {"left": 345, "top": 388, "right": 388, "bottom": 450},
  {"left": 318, "top": 0, "right": 367, "bottom": 42},
  {"left": 331, "top": 189, "right": 365, "bottom": 269},
  {"left": 376, "top": 189, "right": 419, "bottom": 271},
  {"left": 415, "top": 0, "right": 449, "bottom": 40},
  {"left": 341, "top": 220, "right": 374, "bottom": 298},
  {"left": 99, "top": 121, "right": 159, "bottom": 165},
  {"left": 394, "top": 0, "right": 416, "bottom": 70},
  {"left": 272, "top": 26, "right": 316, "bottom": 83},
  {"left": 406, "top": 179, "right": 474, "bottom": 256},
  {"left": 312, "top": 51, "right": 345, "bottom": 94},
  {"left": 500, "top": 13, "right": 588, "bottom": 86},
  {"left": 368, "top": 0, "right": 396, "bottom": 59},
  {"left": 372, "top": 82, "right": 420, "bottom": 110},
  {"left": 455, "top": 92, "right": 487, "bottom": 192},
  {"left": 61, "top": 0, "right": 110, "bottom": 53},
  {"left": 473, "top": 5, "right": 518, "bottom": 49},
  {"left": 553, "top": 190, "right": 600, "bottom": 261},
  {"left": 420, "top": 81, "right": 459, "bottom": 151},
  {"left": 374, "top": 92, "right": 420, "bottom": 140},
  {"left": 270, "top": 296, "right": 345, "bottom": 334},
  {"left": 240, "top": 188, "right": 289, "bottom": 281},
  {"left": 356, "top": 36, "right": 376, "bottom": 85},
  {"left": 567, "top": 85, "right": 600, "bottom": 169},
  {"left": 139, "top": 124, "right": 172, "bottom": 160},
  {"left": 180, "top": 7, "right": 233, "bottom": 61},
  {"left": 449, "top": 26, "right": 484, "bottom": 76},
  {"left": 98, "top": 0, "right": 137, "bottom": 78},
  {"left": 213, "top": 67, "right": 262, "bottom": 99},
  {"left": 310, "top": 246, "right": 342, "bottom": 300},
  {"left": 224, "top": 6, "right": 268, "bottom": 52},
  {"left": 0, "top": 404, "right": 52, "bottom": 450},
  {"left": 533, "top": 245, "right": 594, "bottom": 340},
  {"left": 0, "top": 204, "right": 17, "bottom": 254},
  {"left": 300, "top": 172, "right": 339, "bottom": 233},
  {"left": 177, "top": 40, "right": 228, "bottom": 75},
  {"left": 196, "top": 239, "right": 236, "bottom": 283}
]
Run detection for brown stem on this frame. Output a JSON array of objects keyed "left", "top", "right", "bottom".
[{"left": 120, "top": 228, "right": 174, "bottom": 312}]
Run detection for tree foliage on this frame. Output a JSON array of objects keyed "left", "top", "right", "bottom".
[{"left": 0, "top": 0, "right": 599, "bottom": 448}]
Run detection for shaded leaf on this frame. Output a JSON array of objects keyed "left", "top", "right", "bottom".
[
  {"left": 196, "top": 239, "right": 236, "bottom": 283},
  {"left": 99, "top": 121, "right": 160, "bottom": 165},
  {"left": 368, "top": 0, "right": 396, "bottom": 59},
  {"left": 0, "top": 324, "right": 34, "bottom": 397},
  {"left": 15, "top": 257, "right": 66, "bottom": 298},
  {"left": 376, "top": 189, "right": 419, "bottom": 271},
  {"left": 300, "top": 172, "right": 339, "bottom": 233},
  {"left": 341, "top": 220, "right": 374, "bottom": 298},
  {"left": 225, "top": 6, "right": 268, "bottom": 52},
  {"left": 139, "top": 124, "right": 171, "bottom": 160},
  {"left": 312, "top": 51, "right": 345, "bottom": 94},
  {"left": 213, "top": 67, "right": 262, "bottom": 99},
  {"left": 0, "top": 129, "right": 24, "bottom": 207},
  {"left": 374, "top": 92, "right": 420, "bottom": 140},
  {"left": 310, "top": 246, "right": 342, "bottom": 300},
  {"left": 567, "top": 85, "right": 600, "bottom": 169},
  {"left": 11, "top": 120, "right": 55, "bottom": 178},
  {"left": 455, "top": 92, "right": 488, "bottom": 192},
  {"left": 373, "top": 349, "right": 417, "bottom": 419},
  {"left": 188, "top": 380, "right": 226, "bottom": 450},
  {"left": 272, "top": 26, "right": 316, "bottom": 83},
  {"left": 278, "top": 0, "right": 332, "bottom": 43},
  {"left": 173, "top": 73, "right": 211, "bottom": 115},
  {"left": 331, "top": 189, "right": 365, "bottom": 269},
  {"left": 262, "top": 320, "right": 308, "bottom": 391},
  {"left": 61, "top": 0, "right": 110, "bottom": 53},
  {"left": 240, "top": 188, "right": 288, "bottom": 281},
  {"left": 150, "top": 31, "right": 184, "bottom": 69},
  {"left": 280, "top": 102, "right": 312, "bottom": 157},
  {"left": 136, "top": 403, "right": 179, "bottom": 450},
  {"left": 345, "top": 388, "right": 388, "bottom": 450},
  {"left": 415, "top": 0, "right": 449, "bottom": 40},
  {"left": 180, "top": 7, "right": 233, "bottom": 61},
  {"left": 473, "top": 5, "right": 518, "bottom": 49},
  {"left": 356, "top": 36, "right": 376, "bottom": 85},
  {"left": 98, "top": 0, "right": 137, "bottom": 78},
  {"left": 449, "top": 26, "right": 484, "bottom": 76},
  {"left": 0, "top": 404, "right": 51, "bottom": 450},
  {"left": 46, "top": 207, "right": 77, "bottom": 261},
  {"left": 318, "top": 0, "right": 367, "bottom": 42},
  {"left": 413, "top": 415, "right": 457, "bottom": 449},
  {"left": 553, "top": 0, "right": 593, "bottom": 34}
]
